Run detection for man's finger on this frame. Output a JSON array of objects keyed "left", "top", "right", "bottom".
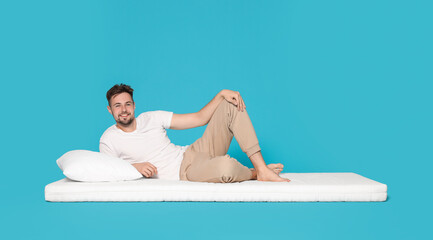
[
  {"left": 147, "top": 166, "right": 155, "bottom": 176},
  {"left": 150, "top": 165, "right": 157, "bottom": 175},
  {"left": 240, "top": 96, "right": 245, "bottom": 111},
  {"left": 231, "top": 96, "right": 237, "bottom": 106},
  {"left": 144, "top": 168, "right": 152, "bottom": 177},
  {"left": 146, "top": 163, "right": 157, "bottom": 175}
]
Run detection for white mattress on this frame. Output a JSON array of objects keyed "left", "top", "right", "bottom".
[{"left": 44, "top": 172, "right": 388, "bottom": 202}]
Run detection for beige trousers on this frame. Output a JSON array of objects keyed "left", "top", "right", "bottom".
[{"left": 179, "top": 99, "right": 261, "bottom": 183}]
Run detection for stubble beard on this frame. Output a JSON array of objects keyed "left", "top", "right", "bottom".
[{"left": 117, "top": 114, "right": 135, "bottom": 127}]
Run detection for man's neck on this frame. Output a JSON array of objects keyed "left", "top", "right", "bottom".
[{"left": 116, "top": 119, "right": 137, "bottom": 133}]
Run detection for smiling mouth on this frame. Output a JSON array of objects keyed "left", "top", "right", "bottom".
[{"left": 120, "top": 114, "right": 129, "bottom": 117}]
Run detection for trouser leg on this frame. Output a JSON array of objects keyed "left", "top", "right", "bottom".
[
  {"left": 185, "top": 154, "right": 253, "bottom": 183},
  {"left": 179, "top": 99, "right": 261, "bottom": 183}
]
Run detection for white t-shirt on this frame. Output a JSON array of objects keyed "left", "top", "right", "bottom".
[{"left": 99, "top": 110, "right": 190, "bottom": 180}]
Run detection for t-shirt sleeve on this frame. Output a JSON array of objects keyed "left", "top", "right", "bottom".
[
  {"left": 152, "top": 110, "right": 173, "bottom": 129},
  {"left": 99, "top": 137, "right": 118, "bottom": 158}
]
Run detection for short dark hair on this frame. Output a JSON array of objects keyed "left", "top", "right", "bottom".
[{"left": 106, "top": 83, "right": 134, "bottom": 106}]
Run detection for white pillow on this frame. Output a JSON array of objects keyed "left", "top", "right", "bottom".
[{"left": 56, "top": 150, "right": 143, "bottom": 182}]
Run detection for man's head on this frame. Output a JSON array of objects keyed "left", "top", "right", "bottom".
[{"left": 106, "top": 84, "right": 136, "bottom": 128}]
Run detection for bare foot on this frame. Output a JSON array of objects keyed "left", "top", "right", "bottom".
[
  {"left": 250, "top": 163, "right": 283, "bottom": 175},
  {"left": 258, "top": 169, "right": 291, "bottom": 182},
  {"left": 250, "top": 163, "right": 290, "bottom": 182},
  {"left": 267, "top": 163, "right": 284, "bottom": 175}
]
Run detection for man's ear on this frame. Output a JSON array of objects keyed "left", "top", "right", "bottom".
[{"left": 107, "top": 105, "right": 113, "bottom": 115}]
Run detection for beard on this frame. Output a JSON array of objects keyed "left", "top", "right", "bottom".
[{"left": 116, "top": 114, "right": 135, "bottom": 127}]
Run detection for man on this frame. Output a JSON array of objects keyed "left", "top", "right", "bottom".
[{"left": 100, "top": 83, "right": 291, "bottom": 183}]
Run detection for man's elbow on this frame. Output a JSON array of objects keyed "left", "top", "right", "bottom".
[{"left": 195, "top": 112, "right": 207, "bottom": 127}]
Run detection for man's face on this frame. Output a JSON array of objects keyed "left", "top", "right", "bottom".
[{"left": 107, "top": 92, "right": 136, "bottom": 127}]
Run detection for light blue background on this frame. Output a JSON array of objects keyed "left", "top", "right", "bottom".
[{"left": 1, "top": 0, "right": 431, "bottom": 239}]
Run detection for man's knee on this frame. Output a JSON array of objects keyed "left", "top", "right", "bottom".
[
  {"left": 218, "top": 98, "right": 237, "bottom": 110},
  {"left": 222, "top": 99, "right": 237, "bottom": 111}
]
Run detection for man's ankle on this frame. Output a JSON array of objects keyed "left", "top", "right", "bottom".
[
  {"left": 250, "top": 168, "right": 257, "bottom": 180},
  {"left": 256, "top": 166, "right": 270, "bottom": 173}
]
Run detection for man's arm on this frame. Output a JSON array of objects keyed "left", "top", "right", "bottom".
[
  {"left": 169, "top": 90, "right": 225, "bottom": 130},
  {"left": 170, "top": 89, "right": 246, "bottom": 130}
]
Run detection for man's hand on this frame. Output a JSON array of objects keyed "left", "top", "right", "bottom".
[
  {"left": 220, "top": 89, "right": 246, "bottom": 112},
  {"left": 132, "top": 162, "right": 158, "bottom": 178}
]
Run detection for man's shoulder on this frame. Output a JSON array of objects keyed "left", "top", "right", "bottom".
[
  {"left": 137, "top": 111, "right": 170, "bottom": 122},
  {"left": 143, "top": 110, "right": 173, "bottom": 119},
  {"left": 137, "top": 111, "right": 151, "bottom": 119},
  {"left": 140, "top": 110, "right": 172, "bottom": 128},
  {"left": 138, "top": 110, "right": 165, "bottom": 117}
]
